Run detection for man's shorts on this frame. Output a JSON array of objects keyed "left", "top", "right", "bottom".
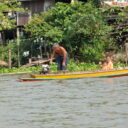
[{"left": 57, "top": 55, "right": 68, "bottom": 70}]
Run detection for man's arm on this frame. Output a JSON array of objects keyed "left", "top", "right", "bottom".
[
  {"left": 61, "top": 47, "right": 67, "bottom": 66},
  {"left": 50, "top": 50, "right": 55, "bottom": 64}
]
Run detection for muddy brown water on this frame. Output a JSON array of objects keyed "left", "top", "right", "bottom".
[{"left": 0, "top": 75, "right": 128, "bottom": 128}]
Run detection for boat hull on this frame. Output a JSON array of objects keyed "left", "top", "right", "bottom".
[
  {"left": 30, "top": 69, "right": 128, "bottom": 80},
  {"left": 19, "top": 78, "right": 48, "bottom": 82}
]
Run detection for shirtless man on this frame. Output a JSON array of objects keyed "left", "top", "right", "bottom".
[{"left": 50, "top": 44, "right": 68, "bottom": 71}]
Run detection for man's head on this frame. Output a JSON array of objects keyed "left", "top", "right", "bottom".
[{"left": 52, "top": 43, "right": 59, "bottom": 49}]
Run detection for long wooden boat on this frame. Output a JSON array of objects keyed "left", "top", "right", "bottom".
[
  {"left": 20, "top": 68, "right": 127, "bottom": 80},
  {"left": 19, "top": 68, "right": 128, "bottom": 82}
]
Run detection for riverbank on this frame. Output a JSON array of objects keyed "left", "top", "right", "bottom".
[{"left": 0, "top": 60, "right": 126, "bottom": 75}]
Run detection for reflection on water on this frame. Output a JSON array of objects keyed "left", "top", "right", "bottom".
[{"left": 0, "top": 75, "right": 128, "bottom": 128}]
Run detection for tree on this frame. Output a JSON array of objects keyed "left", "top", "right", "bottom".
[
  {"left": 25, "top": 2, "right": 112, "bottom": 62},
  {"left": 0, "top": 0, "right": 24, "bottom": 31},
  {"left": 0, "top": 0, "right": 24, "bottom": 67},
  {"left": 90, "top": 0, "right": 101, "bottom": 8},
  {"left": 103, "top": 6, "right": 128, "bottom": 50}
]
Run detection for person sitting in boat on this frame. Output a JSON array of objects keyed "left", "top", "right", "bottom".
[
  {"left": 99, "top": 56, "right": 113, "bottom": 71},
  {"left": 50, "top": 43, "right": 68, "bottom": 71}
]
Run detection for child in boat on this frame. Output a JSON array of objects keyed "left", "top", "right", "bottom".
[{"left": 99, "top": 56, "right": 113, "bottom": 71}]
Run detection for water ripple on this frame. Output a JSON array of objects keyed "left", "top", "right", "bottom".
[{"left": 0, "top": 76, "right": 128, "bottom": 128}]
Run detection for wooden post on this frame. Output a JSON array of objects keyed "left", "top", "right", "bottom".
[
  {"left": 0, "top": 32, "right": 3, "bottom": 45},
  {"left": 17, "top": 27, "right": 20, "bottom": 67},
  {"left": 8, "top": 42, "right": 12, "bottom": 68},
  {"left": 40, "top": 46, "right": 43, "bottom": 59},
  {"left": 16, "top": 12, "right": 21, "bottom": 68},
  {"left": 29, "top": 58, "right": 32, "bottom": 64},
  {"left": 125, "top": 43, "right": 128, "bottom": 65},
  {"left": 1, "top": 45, "right": 4, "bottom": 62}
]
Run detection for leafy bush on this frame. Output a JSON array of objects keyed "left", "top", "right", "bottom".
[
  {"left": 25, "top": 1, "right": 112, "bottom": 62},
  {"left": 0, "top": 60, "right": 99, "bottom": 74},
  {"left": 102, "top": 6, "right": 128, "bottom": 50},
  {"left": 0, "top": 37, "right": 45, "bottom": 67},
  {"left": 0, "top": 0, "right": 24, "bottom": 31}
]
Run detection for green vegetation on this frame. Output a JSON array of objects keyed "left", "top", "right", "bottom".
[
  {"left": 0, "top": 0, "right": 24, "bottom": 31},
  {"left": 0, "top": 60, "right": 126, "bottom": 74},
  {"left": 25, "top": 2, "right": 112, "bottom": 62},
  {"left": 0, "top": 1, "right": 128, "bottom": 73},
  {"left": 0, "top": 66, "right": 41, "bottom": 74},
  {"left": 102, "top": 6, "right": 128, "bottom": 50},
  {"left": 0, "top": 61, "right": 99, "bottom": 74}
]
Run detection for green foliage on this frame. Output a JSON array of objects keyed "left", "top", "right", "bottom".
[
  {"left": 0, "top": 0, "right": 24, "bottom": 30},
  {"left": 0, "top": 60, "right": 99, "bottom": 74},
  {"left": 67, "top": 59, "right": 100, "bottom": 72},
  {"left": 0, "top": 38, "right": 43, "bottom": 67},
  {"left": 0, "top": 40, "right": 20, "bottom": 66},
  {"left": 0, "top": 59, "right": 126, "bottom": 74},
  {"left": 102, "top": 6, "right": 128, "bottom": 50},
  {"left": 0, "top": 66, "right": 41, "bottom": 74},
  {"left": 114, "top": 61, "right": 126, "bottom": 68},
  {"left": 25, "top": 2, "right": 112, "bottom": 62},
  {"left": 46, "top": 60, "right": 100, "bottom": 72},
  {"left": 90, "top": 0, "right": 101, "bottom": 8}
]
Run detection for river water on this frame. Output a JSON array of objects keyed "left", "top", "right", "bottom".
[{"left": 0, "top": 75, "right": 128, "bottom": 128}]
